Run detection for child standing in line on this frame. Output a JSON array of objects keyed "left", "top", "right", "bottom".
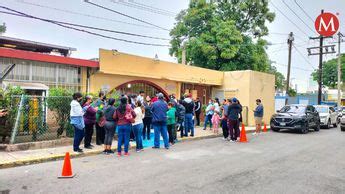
[
  {"left": 211, "top": 111, "right": 221, "bottom": 134},
  {"left": 167, "top": 102, "right": 177, "bottom": 145}
]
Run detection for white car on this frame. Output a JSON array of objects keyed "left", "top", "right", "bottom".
[
  {"left": 314, "top": 105, "right": 338, "bottom": 128},
  {"left": 341, "top": 115, "right": 345, "bottom": 132}
]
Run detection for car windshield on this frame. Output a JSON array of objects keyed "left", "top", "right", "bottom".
[
  {"left": 315, "top": 107, "right": 328, "bottom": 113},
  {"left": 279, "top": 106, "right": 306, "bottom": 113}
]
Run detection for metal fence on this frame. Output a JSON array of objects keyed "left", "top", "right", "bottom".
[{"left": 0, "top": 95, "right": 74, "bottom": 144}]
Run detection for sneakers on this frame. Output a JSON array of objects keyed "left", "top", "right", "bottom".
[
  {"left": 84, "top": 146, "right": 92, "bottom": 149},
  {"left": 117, "top": 152, "right": 122, "bottom": 157},
  {"left": 136, "top": 149, "right": 141, "bottom": 153},
  {"left": 152, "top": 146, "right": 159, "bottom": 149},
  {"left": 102, "top": 149, "right": 107, "bottom": 154},
  {"left": 124, "top": 152, "right": 130, "bottom": 156},
  {"left": 107, "top": 150, "right": 115, "bottom": 154},
  {"left": 252, "top": 132, "right": 257, "bottom": 136},
  {"left": 74, "top": 148, "right": 83, "bottom": 153}
]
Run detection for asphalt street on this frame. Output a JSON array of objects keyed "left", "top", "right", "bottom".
[{"left": 1, "top": 127, "right": 344, "bottom": 194}]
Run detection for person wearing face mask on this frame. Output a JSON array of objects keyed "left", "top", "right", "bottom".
[
  {"left": 82, "top": 95, "right": 98, "bottom": 149},
  {"left": 203, "top": 99, "right": 214, "bottom": 130},
  {"left": 70, "top": 92, "right": 85, "bottom": 153}
]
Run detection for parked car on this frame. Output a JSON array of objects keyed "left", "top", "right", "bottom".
[
  {"left": 341, "top": 115, "right": 345, "bottom": 132},
  {"left": 337, "top": 106, "right": 345, "bottom": 124},
  {"left": 270, "top": 104, "right": 320, "bottom": 134},
  {"left": 314, "top": 105, "right": 338, "bottom": 128}
]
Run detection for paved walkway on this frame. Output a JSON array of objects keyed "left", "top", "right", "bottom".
[{"left": 0, "top": 126, "right": 259, "bottom": 168}]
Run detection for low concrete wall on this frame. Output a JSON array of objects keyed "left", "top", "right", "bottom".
[{"left": 0, "top": 138, "right": 73, "bottom": 152}]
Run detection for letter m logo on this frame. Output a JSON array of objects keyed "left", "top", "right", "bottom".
[{"left": 315, "top": 13, "right": 339, "bottom": 36}]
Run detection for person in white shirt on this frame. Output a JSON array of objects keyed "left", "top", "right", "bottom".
[
  {"left": 132, "top": 101, "right": 145, "bottom": 152},
  {"left": 70, "top": 92, "right": 85, "bottom": 153},
  {"left": 136, "top": 91, "right": 145, "bottom": 104}
]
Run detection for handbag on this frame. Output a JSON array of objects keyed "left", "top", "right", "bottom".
[{"left": 125, "top": 110, "right": 135, "bottom": 123}]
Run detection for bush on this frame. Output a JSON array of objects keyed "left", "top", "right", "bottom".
[
  {"left": 47, "top": 88, "right": 73, "bottom": 137},
  {"left": 0, "top": 86, "right": 24, "bottom": 129}
]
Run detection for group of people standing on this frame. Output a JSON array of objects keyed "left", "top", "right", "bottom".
[
  {"left": 203, "top": 97, "right": 264, "bottom": 142},
  {"left": 69, "top": 90, "right": 264, "bottom": 156}
]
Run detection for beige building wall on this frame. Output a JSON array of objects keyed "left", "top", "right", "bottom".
[
  {"left": 99, "top": 49, "right": 224, "bottom": 87},
  {"left": 219, "top": 70, "right": 275, "bottom": 126},
  {"left": 89, "top": 72, "right": 179, "bottom": 96}
]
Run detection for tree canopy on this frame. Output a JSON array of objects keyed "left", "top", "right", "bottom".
[
  {"left": 169, "top": 0, "right": 276, "bottom": 73},
  {"left": 0, "top": 23, "right": 6, "bottom": 34},
  {"left": 312, "top": 55, "right": 345, "bottom": 89}
]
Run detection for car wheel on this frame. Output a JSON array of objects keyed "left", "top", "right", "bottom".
[
  {"left": 314, "top": 122, "right": 320, "bottom": 132},
  {"left": 326, "top": 119, "right": 331, "bottom": 129},
  {"left": 271, "top": 127, "right": 280, "bottom": 132},
  {"left": 333, "top": 121, "right": 337, "bottom": 128},
  {"left": 341, "top": 127, "right": 345, "bottom": 132},
  {"left": 301, "top": 122, "right": 309, "bottom": 134}
]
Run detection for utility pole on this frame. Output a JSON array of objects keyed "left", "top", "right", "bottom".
[
  {"left": 337, "top": 32, "right": 344, "bottom": 109},
  {"left": 285, "top": 32, "right": 294, "bottom": 105},
  {"left": 308, "top": 10, "right": 337, "bottom": 104}
]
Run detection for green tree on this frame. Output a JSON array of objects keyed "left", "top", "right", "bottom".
[
  {"left": 268, "top": 65, "right": 286, "bottom": 90},
  {"left": 170, "top": 0, "right": 275, "bottom": 71},
  {"left": 0, "top": 23, "right": 6, "bottom": 34},
  {"left": 287, "top": 88, "right": 297, "bottom": 97},
  {"left": 312, "top": 55, "right": 345, "bottom": 89}
]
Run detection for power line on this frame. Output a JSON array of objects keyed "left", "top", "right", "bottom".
[
  {"left": 131, "top": 1, "right": 177, "bottom": 15},
  {"left": 110, "top": 1, "right": 175, "bottom": 17},
  {"left": 294, "top": 0, "right": 314, "bottom": 23},
  {"left": 0, "top": 10, "right": 170, "bottom": 41},
  {"left": 269, "top": 1, "right": 309, "bottom": 37},
  {"left": 84, "top": 0, "right": 169, "bottom": 31},
  {"left": 273, "top": 62, "right": 314, "bottom": 72},
  {"left": 281, "top": 0, "right": 315, "bottom": 33},
  {"left": 0, "top": 6, "right": 170, "bottom": 47},
  {"left": 293, "top": 44, "right": 316, "bottom": 70},
  {"left": 14, "top": 0, "right": 164, "bottom": 31}
]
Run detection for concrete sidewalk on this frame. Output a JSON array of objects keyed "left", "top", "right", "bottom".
[{"left": 0, "top": 126, "right": 261, "bottom": 169}]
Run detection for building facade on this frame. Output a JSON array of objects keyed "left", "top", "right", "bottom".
[
  {"left": 0, "top": 36, "right": 98, "bottom": 94},
  {"left": 0, "top": 36, "right": 275, "bottom": 126}
]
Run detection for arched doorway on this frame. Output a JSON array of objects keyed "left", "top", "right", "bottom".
[{"left": 115, "top": 80, "right": 169, "bottom": 99}]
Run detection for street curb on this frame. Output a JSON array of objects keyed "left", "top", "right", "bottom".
[{"left": 0, "top": 128, "right": 263, "bottom": 169}]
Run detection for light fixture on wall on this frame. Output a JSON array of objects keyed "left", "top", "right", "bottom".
[
  {"left": 153, "top": 54, "right": 159, "bottom": 63},
  {"left": 127, "top": 83, "right": 131, "bottom": 88},
  {"left": 112, "top": 49, "right": 119, "bottom": 56}
]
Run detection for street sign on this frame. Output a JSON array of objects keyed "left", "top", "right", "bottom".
[{"left": 315, "top": 12, "right": 339, "bottom": 36}]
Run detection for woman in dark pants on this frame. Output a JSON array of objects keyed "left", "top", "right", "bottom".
[
  {"left": 82, "top": 96, "right": 98, "bottom": 149},
  {"left": 95, "top": 92, "right": 106, "bottom": 145},
  {"left": 103, "top": 98, "right": 117, "bottom": 154},
  {"left": 194, "top": 98, "right": 201, "bottom": 126},
  {"left": 143, "top": 96, "right": 152, "bottom": 140}
]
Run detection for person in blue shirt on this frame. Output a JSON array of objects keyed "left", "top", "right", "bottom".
[
  {"left": 253, "top": 99, "right": 264, "bottom": 135},
  {"left": 151, "top": 93, "right": 169, "bottom": 149}
]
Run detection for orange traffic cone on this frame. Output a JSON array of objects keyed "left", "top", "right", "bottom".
[
  {"left": 239, "top": 124, "right": 248, "bottom": 143},
  {"left": 263, "top": 123, "right": 267, "bottom": 132},
  {"left": 58, "top": 152, "right": 75, "bottom": 178}
]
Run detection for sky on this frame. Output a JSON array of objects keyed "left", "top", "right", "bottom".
[{"left": 0, "top": 0, "right": 345, "bottom": 93}]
